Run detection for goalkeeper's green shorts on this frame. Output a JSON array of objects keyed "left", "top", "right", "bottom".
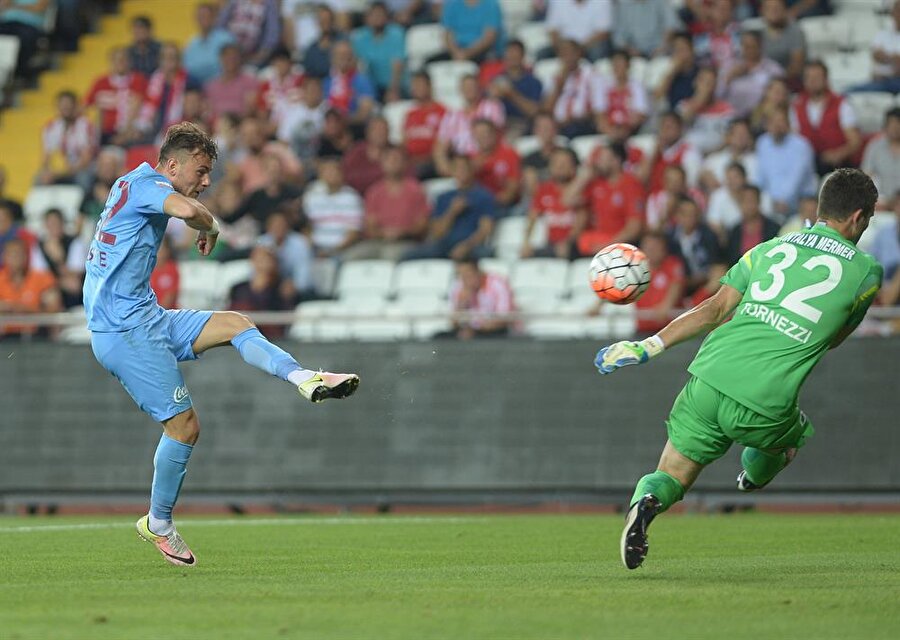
[{"left": 666, "top": 376, "right": 814, "bottom": 466}]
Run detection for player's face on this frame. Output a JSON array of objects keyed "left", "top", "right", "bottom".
[{"left": 171, "top": 153, "right": 212, "bottom": 198}]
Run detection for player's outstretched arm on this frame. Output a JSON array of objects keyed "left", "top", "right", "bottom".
[
  {"left": 595, "top": 285, "right": 743, "bottom": 375},
  {"left": 164, "top": 193, "right": 220, "bottom": 256}
]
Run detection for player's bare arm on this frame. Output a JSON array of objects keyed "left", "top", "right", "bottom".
[{"left": 163, "top": 193, "right": 219, "bottom": 256}]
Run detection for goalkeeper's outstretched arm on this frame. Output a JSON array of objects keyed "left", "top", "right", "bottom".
[{"left": 595, "top": 285, "right": 743, "bottom": 375}]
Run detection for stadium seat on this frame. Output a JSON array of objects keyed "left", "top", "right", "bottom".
[
  {"left": 23, "top": 185, "right": 85, "bottom": 233},
  {"left": 217, "top": 259, "right": 252, "bottom": 305},
  {"left": 858, "top": 210, "right": 894, "bottom": 253},
  {"left": 510, "top": 258, "right": 569, "bottom": 300},
  {"left": 799, "top": 16, "right": 851, "bottom": 58},
  {"left": 493, "top": 216, "right": 548, "bottom": 260},
  {"left": 178, "top": 261, "right": 223, "bottom": 310},
  {"left": 393, "top": 259, "right": 455, "bottom": 298},
  {"left": 407, "top": 24, "right": 445, "bottom": 72},
  {"left": 428, "top": 60, "right": 479, "bottom": 104},
  {"left": 595, "top": 56, "right": 647, "bottom": 85},
  {"left": 478, "top": 257, "right": 513, "bottom": 278},
  {"left": 515, "top": 291, "right": 564, "bottom": 314},
  {"left": 833, "top": 0, "right": 888, "bottom": 13},
  {"left": 514, "top": 134, "right": 570, "bottom": 158},
  {"left": 288, "top": 300, "right": 338, "bottom": 341},
  {"left": 642, "top": 56, "right": 672, "bottom": 91},
  {"left": 382, "top": 100, "right": 414, "bottom": 144},
  {"left": 335, "top": 259, "right": 395, "bottom": 300},
  {"left": 387, "top": 295, "right": 451, "bottom": 339},
  {"left": 501, "top": 0, "right": 533, "bottom": 36},
  {"left": 823, "top": 50, "right": 873, "bottom": 93},
  {"left": 58, "top": 307, "right": 92, "bottom": 345},
  {"left": 0, "top": 35, "right": 20, "bottom": 92},
  {"left": 312, "top": 258, "right": 339, "bottom": 298},
  {"left": 525, "top": 296, "right": 594, "bottom": 339},
  {"left": 516, "top": 22, "right": 550, "bottom": 61},
  {"left": 566, "top": 257, "right": 595, "bottom": 297},
  {"left": 352, "top": 313, "right": 412, "bottom": 341},
  {"left": 846, "top": 92, "right": 895, "bottom": 134},
  {"left": 423, "top": 177, "right": 457, "bottom": 204},
  {"left": 571, "top": 134, "right": 608, "bottom": 162},
  {"left": 846, "top": 12, "right": 892, "bottom": 51},
  {"left": 533, "top": 58, "right": 561, "bottom": 93}
]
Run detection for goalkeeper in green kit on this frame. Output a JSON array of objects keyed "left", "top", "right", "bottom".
[{"left": 594, "top": 168, "right": 883, "bottom": 570}]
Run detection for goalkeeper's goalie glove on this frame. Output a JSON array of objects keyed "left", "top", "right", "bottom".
[{"left": 595, "top": 335, "right": 665, "bottom": 375}]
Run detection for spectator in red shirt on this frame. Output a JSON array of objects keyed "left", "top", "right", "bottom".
[
  {"left": 447, "top": 257, "right": 515, "bottom": 340},
  {"left": 341, "top": 115, "right": 391, "bottom": 196},
  {"left": 232, "top": 115, "right": 304, "bottom": 194},
  {"left": 471, "top": 118, "right": 521, "bottom": 210},
  {"left": 723, "top": 184, "right": 780, "bottom": 266},
  {"left": 343, "top": 145, "right": 430, "bottom": 261},
  {"left": 594, "top": 49, "right": 649, "bottom": 141},
  {"left": 38, "top": 90, "right": 96, "bottom": 192},
  {"left": 678, "top": 66, "right": 736, "bottom": 154},
  {"left": 639, "top": 110, "right": 702, "bottom": 192},
  {"left": 791, "top": 60, "right": 863, "bottom": 175},
  {"left": 403, "top": 71, "right": 447, "bottom": 178},
  {"left": 85, "top": 47, "right": 148, "bottom": 146},
  {"left": 646, "top": 164, "right": 706, "bottom": 231},
  {"left": 203, "top": 43, "right": 260, "bottom": 119},
  {"left": 568, "top": 141, "right": 645, "bottom": 256},
  {"left": 523, "top": 147, "right": 586, "bottom": 259},
  {"left": 150, "top": 236, "right": 180, "bottom": 309},
  {"left": 635, "top": 230, "right": 685, "bottom": 335}
]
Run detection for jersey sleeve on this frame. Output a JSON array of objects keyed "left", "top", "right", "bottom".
[
  {"left": 719, "top": 245, "right": 756, "bottom": 293},
  {"left": 845, "top": 261, "right": 884, "bottom": 330},
  {"left": 132, "top": 175, "right": 175, "bottom": 216}
]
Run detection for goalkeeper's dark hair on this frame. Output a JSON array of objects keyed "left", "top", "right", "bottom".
[
  {"left": 158, "top": 122, "right": 218, "bottom": 164},
  {"left": 817, "top": 168, "right": 878, "bottom": 221}
]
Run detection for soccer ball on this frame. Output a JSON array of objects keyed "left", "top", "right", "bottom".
[{"left": 589, "top": 243, "right": 651, "bottom": 305}]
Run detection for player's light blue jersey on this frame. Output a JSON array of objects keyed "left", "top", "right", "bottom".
[{"left": 83, "top": 163, "right": 175, "bottom": 332}]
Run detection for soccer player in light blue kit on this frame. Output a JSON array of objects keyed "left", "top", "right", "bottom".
[{"left": 84, "top": 123, "right": 359, "bottom": 567}]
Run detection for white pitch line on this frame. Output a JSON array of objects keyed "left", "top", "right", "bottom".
[{"left": 0, "top": 516, "right": 485, "bottom": 534}]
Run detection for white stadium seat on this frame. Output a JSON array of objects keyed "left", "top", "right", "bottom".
[
  {"left": 516, "top": 21, "right": 550, "bottom": 61},
  {"left": 566, "top": 258, "right": 595, "bottom": 296},
  {"left": 857, "top": 210, "right": 894, "bottom": 253},
  {"left": 571, "top": 134, "right": 608, "bottom": 162},
  {"left": 847, "top": 92, "right": 895, "bottom": 133},
  {"left": 393, "top": 259, "right": 455, "bottom": 298},
  {"left": 24, "top": 185, "right": 85, "bottom": 233},
  {"left": 642, "top": 56, "right": 672, "bottom": 91},
  {"left": 847, "top": 12, "right": 890, "bottom": 50},
  {"left": 382, "top": 100, "right": 414, "bottom": 144},
  {"left": 799, "top": 16, "right": 851, "bottom": 57},
  {"left": 533, "top": 57, "right": 561, "bottom": 94},
  {"left": 478, "top": 257, "right": 513, "bottom": 279},
  {"left": 493, "top": 216, "right": 548, "bottom": 261},
  {"left": 423, "top": 177, "right": 457, "bottom": 204},
  {"left": 823, "top": 50, "right": 872, "bottom": 93},
  {"left": 288, "top": 300, "right": 340, "bottom": 341},
  {"left": 217, "top": 259, "right": 252, "bottom": 303},
  {"left": 510, "top": 258, "right": 569, "bottom": 300},
  {"left": 833, "top": 0, "right": 889, "bottom": 14},
  {"left": 513, "top": 134, "right": 570, "bottom": 158},
  {"left": 178, "top": 261, "right": 222, "bottom": 310},
  {"left": 0, "top": 35, "right": 19, "bottom": 90},
  {"left": 428, "top": 60, "right": 479, "bottom": 104},
  {"left": 335, "top": 259, "right": 395, "bottom": 300},
  {"left": 312, "top": 258, "right": 339, "bottom": 298},
  {"left": 406, "top": 24, "right": 445, "bottom": 72},
  {"left": 501, "top": 0, "right": 533, "bottom": 36},
  {"left": 387, "top": 295, "right": 451, "bottom": 339}
]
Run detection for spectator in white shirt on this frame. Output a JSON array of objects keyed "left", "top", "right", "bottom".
[
  {"left": 544, "top": 0, "right": 613, "bottom": 61},
  {"left": 302, "top": 157, "right": 363, "bottom": 257},
  {"left": 861, "top": 107, "right": 900, "bottom": 206},
  {"left": 706, "top": 161, "right": 749, "bottom": 241},
  {"left": 543, "top": 39, "right": 596, "bottom": 138},
  {"left": 275, "top": 76, "right": 327, "bottom": 167},
  {"left": 850, "top": 0, "right": 900, "bottom": 94},
  {"left": 594, "top": 49, "right": 649, "bottom": 141},
  {"left": 37, "top": 90, "right": 96, "bottom": 192},
  {"left": 700, "top": 118, "right": 758, "bottom": 191}
]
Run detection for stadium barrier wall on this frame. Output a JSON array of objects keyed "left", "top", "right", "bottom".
[{"left": 1, "top": 338, "right": 898, "bottom": 495}]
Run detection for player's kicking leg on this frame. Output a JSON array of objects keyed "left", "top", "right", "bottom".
[
  {"left": 622, "top": 440, "right": 703, "bottom": 570},
  {"left": 192, "top": 311, "right": 360, "bottom": 402}
]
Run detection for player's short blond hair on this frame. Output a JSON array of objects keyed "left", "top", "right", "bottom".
[{"left": 158, "top": 122, "right": 218, "bottom": 164}]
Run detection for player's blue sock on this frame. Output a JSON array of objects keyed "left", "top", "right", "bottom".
[
  {"left": 231, "top": 327, "right": 307, "bottom": 382},
  {"left": 149, "top": 434, "right": 193, "bottom": 527},
  {"left": 630, "top": 470, "right": 685, "bottom": 512}
]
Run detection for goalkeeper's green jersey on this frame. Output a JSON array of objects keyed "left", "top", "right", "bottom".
[{"left": 688, "top": 223, "right": 883, "bottom": 420}]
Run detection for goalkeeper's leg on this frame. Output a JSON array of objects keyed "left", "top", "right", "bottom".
[
  {"left": 622, "top": 440, "right": 704, "bottom": 570},
  {"left": 737, "top": 447, "right": 798, "bottom": 491}
]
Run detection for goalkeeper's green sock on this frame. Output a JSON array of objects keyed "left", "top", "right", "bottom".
[
  {"left": 629, "top": 470, "right": 685, "bottom": 512},
  {"left": 741, "top": 448, "right": 787, "bottom": 487}
]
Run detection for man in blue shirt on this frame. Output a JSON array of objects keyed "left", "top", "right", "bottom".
[
  {"left": 84, "top": 123, "right": 359, "bottom": 567},
  {"left": 351, "top": 1, "right": 406, "bottom": 102},
  {"left": 487, "top": 40, "right": 543, "bottom": 133},
  {"left": 438, "top": 0, "right": 504, "bottom": 64},
  {"left": 755, "top": 107, "right": 817, "bottom": 218},
  {"left": 183, "top": 2, "right": 236, "bottom": 85},
  {"left": 403, "top": 155, "right": 497, "bottom": 260}
]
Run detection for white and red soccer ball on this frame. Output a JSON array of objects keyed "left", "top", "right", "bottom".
[{"left": 589, "top": 243, "right": 651, "bottom": 305}]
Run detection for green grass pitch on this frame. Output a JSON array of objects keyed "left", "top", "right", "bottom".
[{"left": 2, "top": 513, "right": 899, "bottom": 639}]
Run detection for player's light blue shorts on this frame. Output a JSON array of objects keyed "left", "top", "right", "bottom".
[{"left": 90, "top": 308, "right": 213, "bottom": 422}]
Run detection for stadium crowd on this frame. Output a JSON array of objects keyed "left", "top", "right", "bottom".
[{"left": 1, "top": 0, "right": 900, "bottom": 340}]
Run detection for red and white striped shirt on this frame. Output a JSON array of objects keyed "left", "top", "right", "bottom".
[
  {"left": 450, "top": 272, "right": 514, "bottom": 329},
  {"left": 257, "top": 70, "right": 305, "bottom": 114},
  {"left": 437, "top": 99, "right": 505, "bottom": 155},
  {"left": 592, "top": 77, "right": 649, "bottom": 126},
  {"left": 42, "top": 116, "right": 96, "bottom": 166},
  {"left": 552, "top": 60, "right": 595, "bottom": 122},
  {"left": 302, "top": 186, "right": 364, "bottom": 251}
]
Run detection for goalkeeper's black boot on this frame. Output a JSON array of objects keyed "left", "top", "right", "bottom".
[
  {"left": 621, "top": 494, "right": 661, "bottom": 570},
  {"left": 736, "top": 470, "right": 768, "bottom": 492}
]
